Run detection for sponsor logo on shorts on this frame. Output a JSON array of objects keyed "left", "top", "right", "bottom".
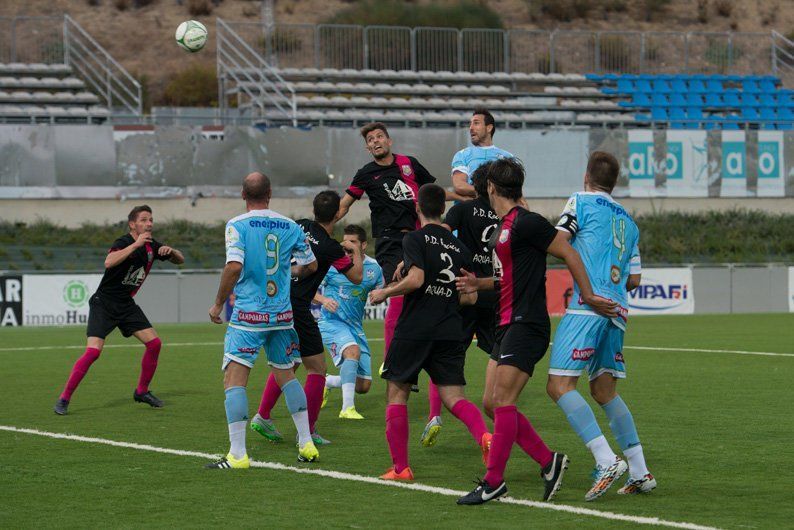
[
  {"left": 237, "top": 347, "right": 258, "bottom": 353},
  {"left": 237, "top": 311, "right": 270, "bottom": 324},
  {"left": 276, "top": 310, "right": 293, "bottom": 323},
  {"left": 329, "top": 343, "right": 337, "bottom": 356},
  {"left": 615, "top": 352, "right": 624, "bottom": 363},
  {"left": 572, "top": 348, "right": 595, "bottom": 361},
  {"left": 286, "top": 342, "right": 300, "bottom": 355}
]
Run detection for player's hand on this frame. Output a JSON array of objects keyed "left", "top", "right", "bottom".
[
  {"left": 158, "top": 245, "right": 173, "bottom": 257},
  {"left": 583, "top": 294, "right": 619, "bottom": 319},
  {"left": 340, "top": 240, "right": 358, "bottom": 254},
  {"left": 455, "top": 268, "right": 479, "bottom": 294},
  {"left": 134, "top": 232, "right": 153, "bottom": 248},
  {"left": 392, "top": 261, "right": 405, "bottom": 282},
  {"left": 369, "top": 289, "right": 388, "bottom": 305},
  {"left": 208, "top": 303, "right": 223, "bottom": 324},
  {"left": 322, "top": 298, "right": 339, "bottom": 313}
]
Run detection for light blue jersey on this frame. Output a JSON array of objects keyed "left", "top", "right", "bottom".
[
  {"left": 451, "top": 145, "right": 514, "bottom": 184},
  {"left": 225, "top": 209, "right": 315, "bottom": 332},
  {"left": 319, "top": 256, "right": 384, "bottom": 330},
  {"left": 555, "top": 191, "right": 641, "bottom": 330}
]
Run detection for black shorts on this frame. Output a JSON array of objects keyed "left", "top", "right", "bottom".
[
  {"left": 375, "top": 231, "right": 407, "bottom": 285},
  {"left": 86, "top": 293, "right": 152, "bottom": 339},
  {"left": 460, "top": 293, "right": 497, "bottom": 355},
  {"left": 292, "top": 305, "right": 324, "bottom": 358},
  {"left": 382, "top": 338, "right": 465, "bottom": 386},
  {"left": 490, "top": 322, "right": 550, "bottom": 377}
]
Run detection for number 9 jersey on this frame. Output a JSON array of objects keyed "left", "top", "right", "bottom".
[{"left": 225, "top": 209, "right": 316, "bottom": 331}]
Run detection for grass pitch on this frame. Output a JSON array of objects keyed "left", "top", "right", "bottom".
[{"left": 1, "top": 314, "right": 793, "bottom": 529}]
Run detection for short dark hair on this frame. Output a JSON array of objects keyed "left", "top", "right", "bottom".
[
  {"left": 313, "top": 190, "right": 341, "bottom": 223},
  {"left": 360, "top": 122, "right": 389, "bottom": 140},
  {"left": 486, "top": 158, "right": 524, "bottom": 201},
  {"left": 473, "top": 107, "right": 496, "bottom": 138},
  {"left": 586, "top": 151, "right": 620, "bottom": 193},
  {"left": 471, "top": 161, "right": 493, "bottom": 198},
  {"left": 128, "top": 205, "right": 152, "bottom": 223},
  {"left": 243, "top": 172, "right": 271, "bottom": 202},
  {"left": 418, "top": 183, "right": 446, "bottom": 219},
  {"left": 343, "top": 224, "right": 367, "bottom": 243}
]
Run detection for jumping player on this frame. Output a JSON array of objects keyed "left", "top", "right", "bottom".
[
  {"left": 370, "top": 183, "right": 492, "bottom": 481},
  {"left": 251, "top": 191, "right": 363, "bottom": 445},
  {"left": 546, "top": 151, "right": 655, "bottom": 500},
  {"left": 451, "top": 108, "right": 513, "bottom": 200},
  {"left": 54, "top": 205, "right": 184, "bottom": 415},
  {"left": 455, "top": 158, "right": 618, "bottom": 504},
  {"left": 316, "top": 224, "right": 385, "bottom": 419},
  {"left": 205, "top": 172, "right": 319, "bottom": 469}
]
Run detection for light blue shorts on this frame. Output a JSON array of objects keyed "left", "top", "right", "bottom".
[
  {"left": 549, "top": 313, "right": 626, "bottom": 380},
  {"left": 222, "top": 326, "right": 300, "bottom": 371},
  {"left": 318, "top": 319, "right": 372, "bottom": 380}
]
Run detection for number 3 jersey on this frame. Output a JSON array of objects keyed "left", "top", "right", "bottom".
[
  {"left": 225, "top": 209, "right": 316, "bottom": 331},
  {"left": 555, "top": 191, "right": 641, "bottom": 330},
  {"left": 394, "top": 224, "right": 472, "bottom": 341}
]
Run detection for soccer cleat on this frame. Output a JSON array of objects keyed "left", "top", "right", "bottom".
[
  {"left": 54, "top": 398, "right": 69, "bottom": 415},
  {"left": 540, "top": 452, "right": 570, "bottom": 501},
  {"left": 133, "top": 390, "right": 164, "bottom": 408},
  {"left": 617, "top": 473, "right": 657, "bottom": 495},
  {"left": 311, "top": 431, "right": 332, "bottom": 445},
  {"left": 339, "top": 406, "right": 365, "bottom": 420},
  {"left": 297, "top": 441, "right": 320, "bottom": 462},
  {"left": 420, "top": 416, "right": 442, "bottom": 447},
  {"left": 204, "top": 452, "right": 250, "bottom": 469},
  {"left": 379, "top": 466, "right": 414, "bottom": 481},
  {"left": 480, "top": 432, "right": 493, "bottom": 465},
  {"left": 250, "top": 413, "right": 283, "bottom": 443},
  {"left": 410, "top": 384, "right": 419, "bottom": 393},
  {"left": 457, "top": 478, "right": 507, "bottom": 505},
  {"left": 321, "top": 386, "right": 329, "bottom": 409},
  {"left": 585, "top": 457, "right": 628, "bottom": 501}
]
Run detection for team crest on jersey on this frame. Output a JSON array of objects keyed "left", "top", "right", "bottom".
[
  {"left": 147, "top": 250, "right": 153, "bottom": 261},
  {"left": 498, "top": 228, "right": 510, "bottom": 244},
  {"left": 384, "top": 180, "right": 415, "bottom": 202},
  {"left": 610, "top": 265, "right": 621, "bottom": 284},
  {"left": 122, "top": 266, "right": 146, "bottom": 287},
  {"left": 401, "top": 165, "right": 412, "bottom": 177},
  {"left": 266, "top": 280, "right": 278, "bottom": 296},
  {"left": 366, "top": 269, "right": 375, "bottom": 280}
]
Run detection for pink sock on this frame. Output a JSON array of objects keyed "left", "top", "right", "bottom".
[
  {"left": 428, "top": 380, "right": 442, "bottom": 419},
  {"left": 385, "top": 403, "right": 409, "bottom": 472},
  {"left": 484, "top": 405, "right": 518, "bottom": 487},
  {"left": 383, "top": 295, "right": 403, "bottom": 356},
  {"left": 450, "top": 399, "right": 488, "bottom": 445},
  {"left": 516, "top": 411, "right": 554, "bottom": 468},
  {"left": 304, "top": 373, "right": 326, "bottom": 433},
  {"left": 60, "top": 347, "right": 101, "bottom": 400},
  {"left": 258, "top": 373, "right": 282, "bottom": 419},
  {"left": 135, "top": 338, "right": 162, "bottom": 394}
]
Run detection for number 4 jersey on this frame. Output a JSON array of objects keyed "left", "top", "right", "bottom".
[
  {"left": 225, "top": 209, "right": 316, "bottom": 331},
  {"left": 555, "top": 191, "right": 641, "bottom": 330}
]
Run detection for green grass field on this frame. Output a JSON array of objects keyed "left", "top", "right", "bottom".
[{"left": 2, "top": 314, "right": 793, "bottom": 529}]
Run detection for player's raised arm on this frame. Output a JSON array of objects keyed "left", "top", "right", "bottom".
[
  {"left": 104, "top": 232, "right": 149, "bottom": 269},
  {"left": 336, "top": 193, "right": 356, "bottom": 222},
  {"left": 452, "top": 171, "right": 476, "bottom": 198},
  {"left": 339, "top": 239, "right": 363, "bottom": 285},
  {"left": 369, "top": 265, "right": 424, "bottom": 304},
  {"left": 157, "top": 244, "right": 185, "bottom": 265}
]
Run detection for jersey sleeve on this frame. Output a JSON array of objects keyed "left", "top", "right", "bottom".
[
  {"left": 345, "top": 171, "right": 366, "bottom": 200},
  {"left": 629, "top": 234, "right": 642, "bottom": 275},
  {"left": 291, "top": 224, "right": 316, "bottom": 266},
  {"left": 443, "top": 202, "right": 464, "bottom": 231},
  {"left": 523, "top": 212, "right": 559, "bottom": 252},
  {"left": 374, "top": 264, "right": 385, "bottom": 289},
  {"left": 555, "top": 194, "right": 580, "bottom": 236},
  {"left": 451, "top": 148, "right": 468, "bottom": 176},
  {"left": 327, "top": 239, "right": 354, "bottom": 274},
  {"left": 410, "top": 157, "right": 436, "bottom": 185},
  {"left": 109, "top": 236, "right": 131, "bottom": 253},
  {"left": 402, "top": 232, "right": 425, "bottom": 272},
  {"left": 225, "top": 223, "right": 245, "bottom": 264},
  {"left": 152, "top": 240, "right": 170, "bottom": 261}
]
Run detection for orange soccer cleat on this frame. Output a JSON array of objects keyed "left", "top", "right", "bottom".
[{"left": 379, "top": 466, "right": 415, "bottom": 481}]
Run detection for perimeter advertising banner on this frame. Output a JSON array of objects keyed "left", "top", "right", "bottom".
[
  {"left": 789, "top": 267, "right": 794, "bottom": 313},
  {"left": 22, "top": 274, "right": 102, "bottom": 327},
  {"left": 0, "top": 275, "right": 23, "bottom": 327}
]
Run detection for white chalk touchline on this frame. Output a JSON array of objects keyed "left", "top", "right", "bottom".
[
  {"left": 1, "top": 339, "right": 791, "bottom": 358},
  {"left": 0, "top": 425, "right": 718, "bottom": 530}
]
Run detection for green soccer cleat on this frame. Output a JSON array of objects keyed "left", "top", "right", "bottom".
[
  {"left": 420, "top": 416, "right": 442, "bottom": 447},
  {"left": 250, "top": 413, "right": 283, "bottom": 443}
]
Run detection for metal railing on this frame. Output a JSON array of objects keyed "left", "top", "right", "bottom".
[
  {"left": 216, "top": 18, "right": 296, "bottom": 125},
  {"left": 229, "top": 22, "right": 782, "bottom": 77},
  {"left": 772, "top": 31, "right": 794, "bottom": 84},
  {"left": 0, "top": 16, "right": 65, "bottom": 64}
]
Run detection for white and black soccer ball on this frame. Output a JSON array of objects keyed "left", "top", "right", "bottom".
[{"left": 175, "top": 20, "right": 208, "bottom": 53}]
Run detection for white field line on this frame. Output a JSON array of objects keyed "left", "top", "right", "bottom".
[
  {"left": 1, "top": 339, "right": 792, "bottom": 358},
  {"left": 0, "top": 425, "right": 718, "bottom": 530}
]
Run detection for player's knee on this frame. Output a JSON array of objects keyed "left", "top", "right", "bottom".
[
  {"left": 343, "top": 346, "right": 361, "bottom": 361},
  {"left": 590, "top": 386, "right": 617, "bottom": 406},
  {"left": 546, "top": 380, "right": 564, "bottom": 402},
  {"left": 146, "top": 337, "right": 162, "bottom": 352},
  {"left": 355, "top": 379, "right": 371, "bottom": 394},
  {"left": 303, "top": 354, "right": 326, "bottom": 374}
]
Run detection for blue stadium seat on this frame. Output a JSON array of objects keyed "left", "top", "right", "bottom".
[
  {"left": 759, "top": 107, "right": 777, "bottom": 129},
  {"left": 651, "top": 93, "right": 668, "bottom": 106},
  {"left": 742, "top": 80, "right": 761, "bottom": 94},
  {"left": 585, "top": 74, "right": 604, "bottom": 82},
  {"left": 758, "top": 93, "right": 777, "bottom": 106},
  {"left": 724, "top": 75, "right": 743, "bottom": 83},
  {"left": 759, "top": 80, "right": 777, "bottom": 93},
  {"left": 741, "top": 106, "right": 760, "bottom": 120},
  {"left": 778, "top": 106, "right": 793, "bottom": 120},
  {"left": 614, "top": 78, "right": 636, "bottom": 94},
  {"left": 668, "top": 107, "right": 687, "bottom": 129},
  {"left": 619, "top": 92, "right": 651, "bottom": 107},
  {"left": 652, "top": 79, "right": 672, "bottom": 94},
  {"left": 777, "top": 91, "right": 792, "bottom": 106},
  {"left": 635, "top": 79, "right": 653, "bottom": 92},
  {"left": 703, "top": 117, "right": 721, "bottom": 130},
  {"left": 777, "top": 122, "right": 793, "bottom": 130},
  {"left": 704, "top": 93, "right": 723, "bottom": 107},
  {"left": 684, "top": 106, "right": 702, "bottom": 129},
  {"left": 633, "top": 113, "right": 650, "bottom": 122},
  {"left": 688, "top": 79, "right": 707, "bottom": 93},
  {"left": 685, "top": 93, "right": 704, "bottom": 106},
  {"left": 723, "top": 89, "right": 741, "bottom": 107},
  {"left": 650, "top": 106, "right": 668, "bottom": 121},
  {"left": 671, "top": 79, "right": 688, "bottom": 93},
  {"left": 705, "top": 79, "right": 724, "bottom": 93},
  {"left": 722, "top": 116, "right": 741, "bottom": 130},
  {"left": 669, "top": 93, "right": 687, "bottom": 107},
  {"left": 739, "top": 93, "right": 759, "bottom": 107}
]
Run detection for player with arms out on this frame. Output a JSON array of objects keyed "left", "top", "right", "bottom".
[
  {"left": 455, "top": 158, "right": 618, "bottom": 504},
  {"left": 205, "top": 172, "right": 319, "bottom": 469},
  {"left": 370, "top": 184, "right": 492, "bottom": 481},
  {"left": 451, "top": 108, "right": 513, "bottom": 200},
  {"left": 316, "top": 224, "right": 384, "bottom": 419},
  {"left": 252, "top": 191, "right": 363, "bottom": 445},
  {"left": 546, "top": 151, "right": 655, "bottom": 500},
  {"left": 54, "top": 205, "right": 184, "bottom": 415}
]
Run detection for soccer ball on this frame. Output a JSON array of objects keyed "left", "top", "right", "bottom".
[{"left": 175, "top": 20, "right": 208, "bottom": 53}]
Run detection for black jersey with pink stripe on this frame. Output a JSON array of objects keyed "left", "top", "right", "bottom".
[
  {"left": 492, "top": 207, "right": 558, "bottom": 328},
  {"left": 345, "top": 154, "right": 435, "bottom": 238},
  {"left": 96, "top": 233, "right": 169, "bottom": 299},
  {"left": 290, "top": 219, "right": 353, "bottom": 310}
]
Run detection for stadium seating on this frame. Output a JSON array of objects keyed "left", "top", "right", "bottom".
[{"left": 0, "top": 63, "right": 109, "bottom": 124}]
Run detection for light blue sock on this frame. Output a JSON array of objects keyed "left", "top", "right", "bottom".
[
  {"left": 602, "top": 395, "right": 640, "bottom": 451},
  {"left": 340, "top": 358, "right": 358, "bottom": 409},
  {"left": 224, "top": 386, "right": 248, "bottom": 423},
  {"left": 557, "top": 390, "right": 604, "bottom": 444},
  {"left": 281, "top": 379, "right": 307, "bottom": 415}
]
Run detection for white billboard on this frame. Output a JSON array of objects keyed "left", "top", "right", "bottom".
[
  {"left": 627, "top": 267, "right": 694, "bottom": 315},
  {"left": 789, "top": 267, "right": 794, "bottom": 313},
  {"left": 22, "top": 274, "right": 102, "bottom": 326}
]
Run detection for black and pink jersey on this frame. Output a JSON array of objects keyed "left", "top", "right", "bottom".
[
  {"left": 346, "top": 154, "right": 436, "bottom": 238},
  {"left": 96, "top": 233, "right": 170, "bottom": 299},
  {"left": 492, "top": 207, "right": 558, "bottom": 328},
  {"left": 290, "top": 219, "right": 353, "bottom": 310}
]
